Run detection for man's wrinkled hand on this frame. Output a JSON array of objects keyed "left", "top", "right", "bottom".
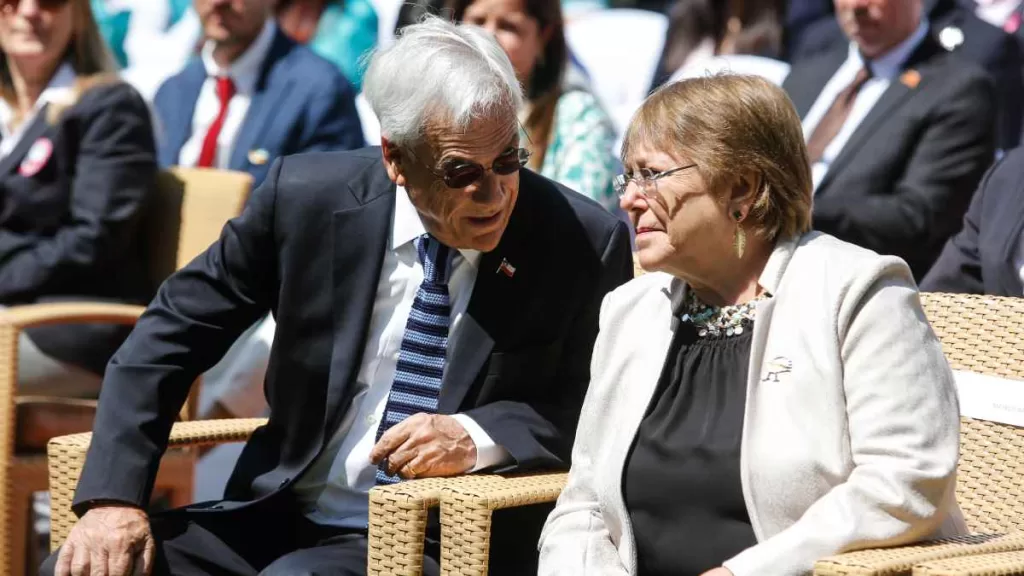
[
  {"left": 369, "top": 413, "right": 477, "bottom": 478},
  {"left": 55, "top": 505, "right": 154, "bottom": 576}
]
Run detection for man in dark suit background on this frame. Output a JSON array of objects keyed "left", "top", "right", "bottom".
[
  {"left": 783, "top": 0, "right": 996, "bottom": 279},
  {"left": 43, "top": 16, "right": 633, "bottom": 576},
  {"left": 922, "top": 146, "right": 1024, "bottom": 296},
  {"left": 154, "top": 0, "right": 364, "bottom": 188},
  {"left": 791, "top": 0, "right": 1022, "bottom": 151}
]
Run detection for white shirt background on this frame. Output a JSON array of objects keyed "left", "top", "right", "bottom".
[
  {"left": 293, "top": 186, "right": 509, "bottom": 528},
  {"left": 0, "top": 63, "right": 75, "bottom": 159},
  {"left": 801, "top": 21, "right": 930, "bottom": 192},
  {"left": 177, "top": 20, "right": 276, "bottom": 168}
]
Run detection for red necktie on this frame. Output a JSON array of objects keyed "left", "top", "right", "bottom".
[{"left": 197, "top": 76, "right": 236, "bottom": 168}]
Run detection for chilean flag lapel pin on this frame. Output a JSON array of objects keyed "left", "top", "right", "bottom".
[
  {"left": 19, "top": 137, "right": 53, "bottom": 178},
  {"left": 497, "top": 258, "right": 516, "bottom": 278}
]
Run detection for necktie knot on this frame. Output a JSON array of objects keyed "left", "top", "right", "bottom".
[
  {"left": 417, "top": 235, "right": 455, "bottom": 285},
  {"left": 215, "top": 76, "right": 236, "bottom": 105}
]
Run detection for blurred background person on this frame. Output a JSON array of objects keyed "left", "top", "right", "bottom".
[
  {"left": 792, "top": 0, "right": 1023, "bottom": 151},
  {"left": 448, "top": 0, "right": 621, "bottom": 210},
  {"left": 539, "top": 74, "right": 965, "bottom": 576},
  {"left": 652, "top": 0, "right": 792, "bottom": 89},
  {"left": 922, "top": 146, "right": 1024, "bottom": 296},
  {"left": 783, "top": 0, "right": 995, "bottom": 279},
  {"left": 277, "top": 0, "right": 379, "bottom": 91},
  {"left": 0, "top": 0, "right": 157, "bottom": 397}
]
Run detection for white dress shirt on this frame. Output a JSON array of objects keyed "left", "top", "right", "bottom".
[
  {"left": 0, "top": 63, "right": 76, "bottom": 159},
  {"left": 293, "top": 186, "right": 511, "bottom": 528},
  {"left": 974, "top": 0, "right": 1022, "bottom": 27},
  {"left": 177, "top": 20, "right": 277, "bottom": 168},
  {"left": 802, "top": 21, "right": 930, "bottom": 192}
]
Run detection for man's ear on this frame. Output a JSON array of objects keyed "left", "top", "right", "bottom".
[{"left": 381, "top": 137, "right": 407, "bottom": 187}]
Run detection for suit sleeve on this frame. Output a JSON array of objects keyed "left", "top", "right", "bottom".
[
  {"left": 812, "top": 72, "right": 996, "bottom": 270},
  {"left": 462, "top": 220, "right": 633, "bottom": 471},
  {"left": 723, "top": 261, "right": 961, "bottom": 576},
  {"left": 297, "top": 70, "right": 365, "bottom": 153},
  {"left": 0, "top": 84, "right": 156, "bottom": 301},
  {"left": 72, "top": 159, "right": 283, "bottom": 514},
  {"left": 919, "top": 155, "right": 1004, "bottom": 294}
]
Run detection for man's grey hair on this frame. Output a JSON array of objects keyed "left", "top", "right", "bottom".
[{"left": 362, "top": 15, "right": 524, "bottom": 151}]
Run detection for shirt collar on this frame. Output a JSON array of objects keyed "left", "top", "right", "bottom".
[
  {"left": 200, "top": 20, "right": 277, "bottom": 94},
  {"left": 392, "top": 185, "right": 482, "bottom": 269},
  {"left": 849, "top": 20, "right": 930, "bottom": 79},
  {"left": 0, "top": 61, "right": 76, "bottom": 139}
]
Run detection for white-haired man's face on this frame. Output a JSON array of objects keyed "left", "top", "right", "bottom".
[{"left": 383, "top": 112, "right": 522, "bottom": 252}]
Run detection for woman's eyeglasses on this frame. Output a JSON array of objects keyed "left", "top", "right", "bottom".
[
  {"left": 1, "top": 0, "right": 70, "bottom": 12},
  {"left": 613, "top": 164, "right": 698, "bottom": 198},
  {"left": 429, "top": 147, "right": 531, "bottom": 189}
]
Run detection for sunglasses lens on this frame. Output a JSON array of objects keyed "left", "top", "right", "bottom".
[
  {"left": 493, "top": 154, "right": 524, "bottom": 175},
  {"left": 444, "top": 163, "right": 484, "bottom": 189}
]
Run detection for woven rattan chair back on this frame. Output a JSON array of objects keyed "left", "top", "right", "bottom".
[{"left": 919, "top": 293, "right": 1024, "bottom": 535}]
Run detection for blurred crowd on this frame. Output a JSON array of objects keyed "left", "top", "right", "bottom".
[{"left": 3, "top": 0, "right": 1024, "bottom": 572}]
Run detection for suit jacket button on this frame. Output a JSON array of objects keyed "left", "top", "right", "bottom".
[{"left": 279, "top": 478, "right": 290, "bottom": 488}]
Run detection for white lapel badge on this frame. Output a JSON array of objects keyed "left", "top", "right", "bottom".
[
  {"left": 761, "top": 356, "right": 793, "bottom": 383},
  {"left": 939, "top": 25, "right": 965, "bottom": 52},
  {"left": 19, "top": 137, "right": 53, "bottom": 178},
  {"left": 496, "top": 258, "right": 516, "bottom": 278},
  {"left": 247, "top": 148, "right": 270, "bottom": 166}
]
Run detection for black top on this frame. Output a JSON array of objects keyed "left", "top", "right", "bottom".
[{"left": 623, "top": 320, "right": 758, "bottom": 576}]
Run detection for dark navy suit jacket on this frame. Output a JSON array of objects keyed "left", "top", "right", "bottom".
[
  {"left": 154, "top": 27, "right": 364, "bottom": 187},
  {"left": 0, "top": 81, "right": 156, "bottom": 373},
  {"left": 73, "top": 148, "right": 633, "bottom": 570},
  {"left": 922, "top": 147, "right": 1024, "bottom": 296}
]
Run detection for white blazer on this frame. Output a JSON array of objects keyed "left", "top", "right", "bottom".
[{"left": 539, "top": 232, "right": 967, "bottom": 576}]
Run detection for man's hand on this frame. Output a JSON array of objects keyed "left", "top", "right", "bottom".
[
  {"left": 56, "top": 505, "right": 154, "bottom": 576},
  {"left": 369, "top": 413, "right": 477, "bottom": 478}
]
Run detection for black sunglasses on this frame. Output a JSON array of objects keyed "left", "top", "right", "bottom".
[
  {"left": 1, "top": 0, "right": 70, "bottom": 11},
  {"left": 430, "top": 148, "right": 531, "bottom": 189}
]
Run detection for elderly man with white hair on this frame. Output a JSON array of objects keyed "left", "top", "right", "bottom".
[{"left": 41, "top": 15, "right": 632, "bottom": 576}]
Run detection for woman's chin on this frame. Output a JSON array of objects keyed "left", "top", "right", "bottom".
[{"left": 635, "top": 245, "right": 668, "bottom": 274}]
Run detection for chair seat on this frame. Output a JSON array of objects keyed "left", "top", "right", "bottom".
[{"left": 15, "top": 396, "right": 99, "bottom": 454}]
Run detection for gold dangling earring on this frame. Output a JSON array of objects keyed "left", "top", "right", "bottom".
[{"left": 733, "top": 210, "right": 746, "bottom": 259}]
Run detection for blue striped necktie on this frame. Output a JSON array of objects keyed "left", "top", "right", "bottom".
[{"left": 375, "top": 234, "right": 456, "bottom": 485}]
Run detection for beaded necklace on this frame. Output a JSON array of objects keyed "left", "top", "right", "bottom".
[{"left": 680, "top": 289, "right": 771, "bottom": 338}]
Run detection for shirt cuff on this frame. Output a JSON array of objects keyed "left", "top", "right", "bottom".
[{"left": 452, "top": 414, "right": 511, "bottom": 472}]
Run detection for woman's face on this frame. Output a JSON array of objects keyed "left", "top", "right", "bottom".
[
  {"left": 0, "top": 0, "right": 75, "bottom": 74},
  {"left": 463, "top": 0, "right": 548, "bottom": 84},
  {"left": 621, "top": 143, "right": 734, "bottom": 277}
]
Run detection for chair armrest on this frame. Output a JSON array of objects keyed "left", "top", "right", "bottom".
[
  {"left": 913, "top": 549, "right": 1024, "bottom": 575},
  {"left": 814, "top": 533, "right": 1024, "bottom": 576},
  {"left": 47, "top": 418, "right": 267, "bottom": 551},
  {"left": 368, "top": 477, "right": 464, "bottom": 576},
  {"left": 0, "top": 302, "right": 147, "bottom": 330},
  {"left": 438, "top": 472, "right": 568, "bottom": 576}
]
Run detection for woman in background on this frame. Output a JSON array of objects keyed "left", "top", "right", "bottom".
[
  {"left": 0, "top": 0, "right": 156, "bottom": 393},
  {"left": 449, "top": 0, "right": 620, "bottom": 210}
]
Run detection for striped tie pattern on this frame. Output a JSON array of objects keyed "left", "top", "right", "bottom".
[{"left": 375, "top": 234, "right": 456, "bottom": 485}]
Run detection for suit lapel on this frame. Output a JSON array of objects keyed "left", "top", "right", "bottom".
[
  {"left": 995, "top": 181, "right": 1024, "bottom": 296},
  {"left": 787, "top": 48, "right": 848, "bottom": 119},
  {"left": 229, "top": 30, "right": 295, "bottom": 172},
  {"left": 161, "top": 60, "right": 205, "bottom": 167},
  {"left": 817, "top": 36, "right": 941, "bottom": 193},
  {"left": 0, "top": 109, "right": 52, "bottom": 176},
  {"left": 323, "top": 170, "right": 395, "bottom": 432},
  {"left": 437, "top": 198, "right": 532, "bottom": 413}
]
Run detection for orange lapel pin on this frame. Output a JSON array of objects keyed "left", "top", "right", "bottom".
[{"left": 900, "top": 69, "right": 921, "bottom": 89}]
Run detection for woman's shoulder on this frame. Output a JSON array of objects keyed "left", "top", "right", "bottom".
[
  {"left": 784, "top": 232, "right": 916, "bottom": 299},
  {"left": 602, "top": 270, "right": 677, "bottom": 315},
  {"left": 554, "top": 88, "right": 613, "bottom": 129},
  {"left": 53, "top": 76, "right": 148, "bottom": 124}
]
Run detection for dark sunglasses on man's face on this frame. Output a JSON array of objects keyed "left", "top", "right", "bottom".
[
  {"left": 431, "top": 147, "right": 531, "bottom": 189},
  {"left": 1, "top": 0, "right": 70, "bottom": 12}
]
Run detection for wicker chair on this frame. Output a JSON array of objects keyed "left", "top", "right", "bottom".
[
  {"left": 367, "top": 292, "right": 1024, "bottom": 576},
  {"left": 2, "top": 167, "right": 251, "bottom": 574}
]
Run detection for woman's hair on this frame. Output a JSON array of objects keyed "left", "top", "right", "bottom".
[
  {"left": 0, "top": 0, "right": 118, "bottom": 111},
  {"left": 651, "top": 0, "right": 786, "bottom": 89},
  {"left": 622, "top": 74, "right": 812, "bottom": 242},
  {"left": 446, "top": 0, "right": 567, "bottom": 170},
  {"left": 362, "top": 15, "right": 523, "bottom": 152}
]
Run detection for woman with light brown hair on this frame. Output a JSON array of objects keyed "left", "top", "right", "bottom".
[
  {"left": 0, "top": 0, "right": 156, "bottom": 393},
  {"left": 539, "top": 74, "right": 965, "bottom": 575}
]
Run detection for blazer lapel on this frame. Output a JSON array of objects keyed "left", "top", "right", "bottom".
[
  {"left": 787, "top": 48, "right": 848, "bottom": 119},
  {"left": 229, "top": 30, "right": 295, "bottom": 172},
  {"left": 323, "top": 173, "right": 395, "bottom": 432},
  {"left": 0, "top": 110, "right": 52, "bottom": 176},
  {"left": 160, "top": 60, "right": 205, "bottom": 167},
  {"left": 817, "top": 36, "right": 941, "bottom": 193},
  {"left": 995, "top": 185, "right": 1024, "bottom": 296}
]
